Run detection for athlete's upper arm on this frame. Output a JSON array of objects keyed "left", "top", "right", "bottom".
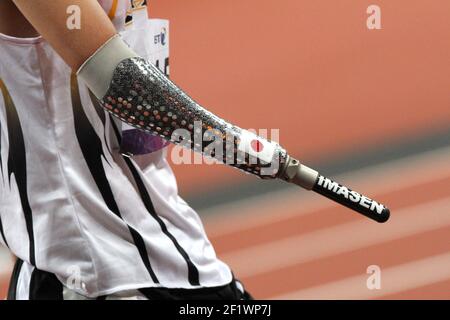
[{"left": 13, "top": 0, "right": 116, "bottom": 70}]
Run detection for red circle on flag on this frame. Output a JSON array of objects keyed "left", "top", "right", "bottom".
[{"left": 251, "top": 139, "right": 264, "bottom": 152}]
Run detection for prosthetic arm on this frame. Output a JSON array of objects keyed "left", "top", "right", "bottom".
[{"left": 78, "top": 35, "right": 390, "bottom": 223}]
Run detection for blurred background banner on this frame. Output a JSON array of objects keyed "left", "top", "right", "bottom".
[{"left": 1, "top": 0, "right": 450, "bottom": 299}]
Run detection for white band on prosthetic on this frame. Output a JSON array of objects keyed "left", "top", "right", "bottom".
[{"left": 77, "top": 34, "right": 138, "bottom": 98}]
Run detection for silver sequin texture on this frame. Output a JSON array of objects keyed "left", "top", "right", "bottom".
[{"left": 100, "top": 57, "right": 287, "bottom": 178}]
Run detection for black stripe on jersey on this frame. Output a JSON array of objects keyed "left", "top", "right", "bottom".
[
  {"left": 133, "top": 0, "right": 148, "bottom": 8},
  {"left": 7, "top": 259, "right": 23, "bottom": 300},
  {"left": 29, "top": 267, "right": 63, "bottom": 300},
  {"left": 70, "top": 74, "right": 159, "bottom": 283},
  {"left": 0, "top": 118, "right": 3, "bottom": 178},
  {"left": 88, "top": 89, "right": 113, "bottom": 158},
  {"left": 109, "top": 115, "right": 200, "bottom": 286},
  {"left": 125, "top": 157, "right": 201, "bottom": 285},
  {"left": 0, "top": 79, "right": 35, "bottom": 265},
  {"left": 0, "top": 115, "right": 8, "bottom": 247},
  {"left": 125, "top": 13, "right": 133, "bottom": 25},
  {"left": 0, "top": 215, "right": 8, "bottom": 247}
]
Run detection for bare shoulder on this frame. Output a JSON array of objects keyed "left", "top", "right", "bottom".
[{"left": 0, "top": 0, "right": 39, "bottom": 38}]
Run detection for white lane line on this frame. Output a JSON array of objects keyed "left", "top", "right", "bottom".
[
  {"left": 272, "top": 252, "right": 450, "bottom": 300},
  {"left": 220, "top": 197, "right": 450, "bottom": 278},
  {"left": 204, "top": 146, "right": 450, "bottom": 237}
]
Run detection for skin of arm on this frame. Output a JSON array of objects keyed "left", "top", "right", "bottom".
[{"left": 12, "top": 0, "right": 117, "bottom": 70}]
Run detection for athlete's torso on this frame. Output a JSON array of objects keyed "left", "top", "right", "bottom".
[{"left": 0, "top": 0, "right": 231, "bottom": 297}]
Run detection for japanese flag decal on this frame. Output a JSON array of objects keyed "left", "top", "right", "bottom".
[{"left": 238, "top": 130, "right": 276, "bottom": 163}]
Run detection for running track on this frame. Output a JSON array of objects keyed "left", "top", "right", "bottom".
[{"left": 203, "top": 146, "right": 450, "bottom": 299}]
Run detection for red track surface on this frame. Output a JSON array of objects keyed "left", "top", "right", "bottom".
[
  {"left": 150, "top": 0, "right": 450, "bottom": 196},
  {"left": 204, "top": 148, "right": 450, "bottom": 299},
  {"left": 151, "top": 0, "right": 450, "bottom": 299}
]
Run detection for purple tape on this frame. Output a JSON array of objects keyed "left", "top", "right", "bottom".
[{"left": 121, "top": 129, "right": 170, "bottom": 156}]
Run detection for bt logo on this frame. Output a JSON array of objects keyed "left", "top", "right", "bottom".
[{"left": 154, "top": 28, "right": 167, "bottom": 46}]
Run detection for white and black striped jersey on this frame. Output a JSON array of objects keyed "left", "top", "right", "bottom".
[
  {"left": 8, "top": 259, "right": 249, "bottom": 300},
  {"left": 0, "top": 0, "right": 232, "bottom": 297}
]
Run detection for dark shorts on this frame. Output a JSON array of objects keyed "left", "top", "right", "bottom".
[{"left": 8, "top": 259, "right": 253, "bottom": 300}]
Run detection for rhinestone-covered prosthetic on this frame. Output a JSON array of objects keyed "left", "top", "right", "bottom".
[{"left": 99, "top": 57, "right": 288, "bottom": 178}]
